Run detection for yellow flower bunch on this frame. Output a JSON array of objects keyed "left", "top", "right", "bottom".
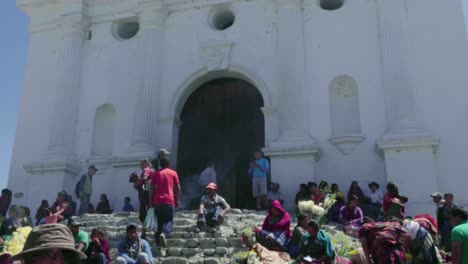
[{"left": 1, "top": 226, "right": 32, "bottom": 256}]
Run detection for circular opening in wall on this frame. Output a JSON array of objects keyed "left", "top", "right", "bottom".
[
  {"left": 113, "top": 21, "right": 140, "bottom": 40},
  {"left": 210, "top": 7, "right": 235, "bottom": 31},
  {"left": 318, "top": 0, "right": 344, "bottom": 11}
]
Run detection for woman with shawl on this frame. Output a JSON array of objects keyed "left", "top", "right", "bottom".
[
  {"left": 256, "top": 200, "right": 291, "bottom": 250},
  {"left": 359, "top": 217, "right": 407, "bottom": 264},
  {"left": 383, "top": 182, "right": 401, "bottom": 214},
  {"left": 299, "top": 220, "right": 334, "bottom": 264},
  {"left": 339, "top": 195, "right": 364, "bottom": 237},
  {"left": 96, "top": 194, "right": 112, "bottom": 214},
  {"left": 347, "top": 181, "right": 365, "bottom": 202},
  {"left": 402, "top": 219, "right": 440, "bottom": 264}
]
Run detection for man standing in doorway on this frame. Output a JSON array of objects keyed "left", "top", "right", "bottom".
[
  {"left": 78, "top": 165, "right": 98, "bottom": 216},
  {"left": 152, "top": 148, "right": 170, "bottom": 170},
  {"left": 198, "top": 161, "right": 217, "bottom": 193},
  {"left": 150, "top": 157, "right": 181, "bottom": 248},
  {"left": 249, "top": 150, "right": 269, "bottom": 210}
]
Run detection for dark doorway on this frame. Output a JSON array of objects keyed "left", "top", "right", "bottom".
[{"left": 177, "top": 78, "right": 265, "bottom": 209}]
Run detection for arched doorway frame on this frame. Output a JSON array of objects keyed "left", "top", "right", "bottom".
[
  {"left": 170, "top": 66, "right": 273, "bottom": 119},
  {"left": 157, "top": 66, "right": 279, "bottom": 169}
]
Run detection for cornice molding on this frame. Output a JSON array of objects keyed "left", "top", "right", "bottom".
[
  {"left": 23, "top": 156, "right": 81, "bottom": 176},
  {"left": 263, "top": 144, "right": 321, "bottom": 159},
  {"left": 376, "top": 136, "right": 439, "bottom": 155},
  {"left": 329, "top": 134, "right": 365, "bottom": 155}
]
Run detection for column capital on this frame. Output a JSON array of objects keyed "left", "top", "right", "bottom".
[
  {"left": 137, "top": 0, "right": 168, "bottom": 29},
  {"left": 58, "top": 14, "right": 88, "bottom": 39},
  {"left": 276, "top": 0, "right": 302, "bottom": 8}
]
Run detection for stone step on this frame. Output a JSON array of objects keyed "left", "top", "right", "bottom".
[
  {"left": 157, "top": 256, "right": 232, "bottom": 264},
  {"left": 80, "top": 209, "right": 268, "bottom": 263}
]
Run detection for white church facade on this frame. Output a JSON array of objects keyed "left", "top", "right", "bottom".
[{"left": 9, "top": 0, "right": 468, "bottom": 214}]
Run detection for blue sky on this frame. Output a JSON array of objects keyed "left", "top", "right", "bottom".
[{"left": 0, "top": 1, "right": 468, "bottom": 188}]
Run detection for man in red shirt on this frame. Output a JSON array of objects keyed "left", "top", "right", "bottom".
[{"left": 149, "top": 157, "right": 181, "bottom": 247}]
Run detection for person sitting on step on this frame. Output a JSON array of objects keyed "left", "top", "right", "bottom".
[
  {"left": 116, "top": 223, "right": 154, "bottom": 264},
  {"left": 83, "top": 228, "right": 111, "bottom": 264},
  {"left": 197, "top": 183, "right": 231, "bottom": 229},
  {"left": 255, "top": 200, "right": 291, "bottom": 251}
]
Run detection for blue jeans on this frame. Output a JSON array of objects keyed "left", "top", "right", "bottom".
[
  {"left": 79, "top": 194, "right": 90, "bottom": 215},
  {"left": 197, "top": 206, "right": 224, "bottom": 227},
  {"left": 154, "top": 204, "right": 174, "bottom": 238}
]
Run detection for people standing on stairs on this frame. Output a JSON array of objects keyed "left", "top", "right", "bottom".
[
  {"left": 116, "top": 223, "right": 154, "bottom": 264},
  {"left": 198, "top": 161, "right": 217, "bottom": 195},
  {"left": 78, "top": 165, "right": 98, "bottom": 216},
  {"left": 197, "top": 183, "right": 231, "bottom": 229},
  {"left": 439, "top": 192, "right": 459, "bottom": 252},
  {"left": 150, "top": 157, "right": 181, "bottom": 248},
  {"left": 249, "top": 150, "right": 270, "bottom": 210},
  {"left": 134, "top": 159, "right": 154, "bottom": 239},
  {"left": 152, "top": 148, "right": 170, "bottom": 170}
]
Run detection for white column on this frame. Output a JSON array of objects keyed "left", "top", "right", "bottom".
[
  {"left": 377, "top": 0, "right": 423, "bottom": 136},
  {"left": 264, "top": 1, "right": 320, "bottom": 212},
  {"left": 129, "top": 7, "right": 167, "bottom": 157},
  {"left": 376, "top": 0, "right": 439, "bottom": 216},
  {"left": 47, "top": 16, "right": 86, "bottom": 157},
  {"left": 274, "top": 0, "right": 312, "bottom": 145}
]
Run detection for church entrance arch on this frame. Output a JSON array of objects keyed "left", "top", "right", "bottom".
[{"left": 177, "top": 78, "right": 265, "bottom": 209}]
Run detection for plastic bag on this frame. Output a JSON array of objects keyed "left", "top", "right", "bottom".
[{"left": 144, "top": 208, "right": 157, "bottom": 231}]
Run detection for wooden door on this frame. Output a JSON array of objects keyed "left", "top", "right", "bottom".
[{"left": 177, "top": 78, "right": 265, "bottom": 208}]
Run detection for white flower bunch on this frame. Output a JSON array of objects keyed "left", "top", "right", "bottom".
[{"left": 298, "top": 200, "right": 325, "bottom": 217}]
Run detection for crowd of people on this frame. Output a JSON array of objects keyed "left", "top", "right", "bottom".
[{"left": 2, "top": 148, "right": 468, "bottom": 264}]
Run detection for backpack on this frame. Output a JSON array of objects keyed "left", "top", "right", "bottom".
[{"left": 74, "top": 175, "right": 83, "bottom": 198}]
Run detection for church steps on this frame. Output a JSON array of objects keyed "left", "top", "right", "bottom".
[{"left": 80, "top": 210, "right": 267, "bottom": 263}]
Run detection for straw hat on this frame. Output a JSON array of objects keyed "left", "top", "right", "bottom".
[{"left": 9, "top": 223, "right": 87, "bottom": 261}]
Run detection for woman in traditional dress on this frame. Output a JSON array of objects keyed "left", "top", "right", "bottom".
[
  {"left": 96, "top": 194, "right": 112, "bottom": 214},
  {"left": 134, "top": 159, "right": 154, "bottom": 238},
  {"left": 299, "top": 220, "right": 334, "bottom": 263},
  {"left": 256, "top": 200, "right": 291, "bottom": 250},
  {"left": 339, "top": 195, "right": 363, "bottom": 237},
  {"left": 383, "top": 182, "right": 402, "bottom": 215},
  {"left": 402, "top": 219, "right": 440, "bottom": 264},
  {"left": 359, "top": 218, "right": 407, "bottom": 264},
  {"left": 347, "top": 181, "right": 365, "bottom": 202}
]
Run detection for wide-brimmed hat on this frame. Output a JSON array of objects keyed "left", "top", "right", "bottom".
[
  {"left": 368, "top": 182, "right": 379, "bottom": 189},
  {"left": 206, "top": 183, "right": 217, "bottom": 190},
  {"left": 158, "top": 149, "right": 170, "bottom": 155},
  {"left": 9, "top": 223, "right": 87, "bottom": 261}
]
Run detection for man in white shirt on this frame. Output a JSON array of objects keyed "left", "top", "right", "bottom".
[
  {"left": 367, "top": 182, "right": 383, "bottom": 208},
  {"left": 199, "top": 161, "right": 217, "bottom": 187}
]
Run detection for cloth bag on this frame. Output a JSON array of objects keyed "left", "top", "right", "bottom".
[{"left": 144, "top": 208, "right": 157, "bottom": 231}]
